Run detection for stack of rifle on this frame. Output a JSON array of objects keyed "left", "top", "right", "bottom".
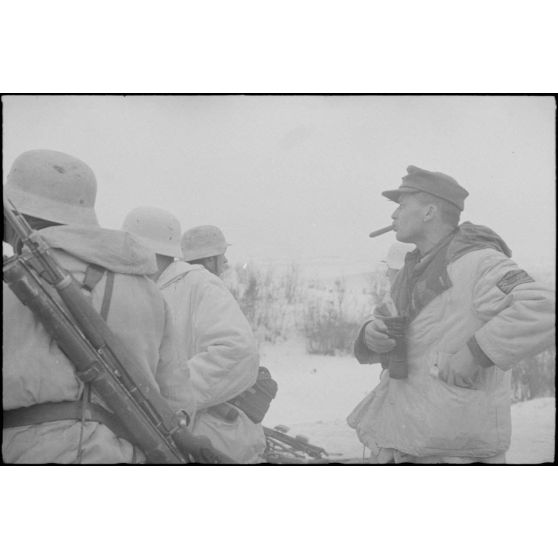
[{"left": 263, "top": 425, "right": 329, "bottom": 464}]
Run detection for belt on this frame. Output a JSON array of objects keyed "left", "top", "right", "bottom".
[{"left": 3, "top": 401, "right": 131, "bottom": 441}]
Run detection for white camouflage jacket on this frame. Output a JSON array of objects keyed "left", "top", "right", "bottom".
[
  {"left": 350, "top": 224, "right": 555, "bottom": 461},
  {"left": 158, "top": 261, "right": 266, "bottom": 463}
]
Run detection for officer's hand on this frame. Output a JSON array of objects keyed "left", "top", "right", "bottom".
[
  {"left": 439, "top": 345, "right": 482, "bottom": 389},
  {"left": 363, "top": 319, "right": 396, "bottom": 353}
]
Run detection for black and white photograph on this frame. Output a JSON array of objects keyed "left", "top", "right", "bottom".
[
  {"left": 1, "top": 3, "right": 557, "bottom": 557},
  {"left": 2, "top": 94, "right": 555, "bottom": 465}
]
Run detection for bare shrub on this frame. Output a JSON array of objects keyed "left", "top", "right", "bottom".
[
  {"left": 282, "top": 263, "right": 301, "bottom": 304},
  {"left": 301, "top": 276, "right": 370, "bottom": 355},
  {"left": 511, "top": 348, "right": 556, "bottom": 402},
  {"left": 302, "top": 298, "right": 362, "bottom": 355},
  {"left": 367, "top": 269, "right": 391, "bottom": 307},
  {"left": 226, "top": 262, "right": 301, "bottom": 343}
]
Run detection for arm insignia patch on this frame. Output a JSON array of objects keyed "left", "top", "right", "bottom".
[{"left": 497, "top": 269, "right": 534, "bottom": 294}]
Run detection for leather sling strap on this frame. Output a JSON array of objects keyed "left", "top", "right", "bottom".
[
  {"left": 100, "top": 271, "right": 114, "bottom": 321},
  {"left": 82, "top": 263, "right": 115, "bottom": 321},
  {"left": 83, "top": 264, "right": 105, "bottom": 293}
]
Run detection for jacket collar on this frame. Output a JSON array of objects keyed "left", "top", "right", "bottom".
[{"left": 392, "top": 222, "right": 510, "bottom": 321}]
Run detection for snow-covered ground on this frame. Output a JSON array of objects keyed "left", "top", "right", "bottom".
[
  {"left": 260, "top": 341, "right": 555, "bottom": 464},
  {"left": 506, "top": 397, "right": 555, "bottom": 464}
]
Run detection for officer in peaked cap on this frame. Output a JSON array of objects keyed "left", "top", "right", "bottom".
[
  {"left": 382, "top": 165, "right": 469, "bottom": 210},
  {"left": 349, "top": 164, "right": 554, "bottom": 464}
]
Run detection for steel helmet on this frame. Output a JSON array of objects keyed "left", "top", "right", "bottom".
[
  {"left": 382, "top": 242, "right": 414, "bottom": 271},
  {"left": 181, "top": 225, "right": 231, "bottom": 261},
  {"left": 122, "top": 206, "right": 182, "bottom": 258},
  {"left": 5, "top": 150, "right": 99, "bottom": 226}
]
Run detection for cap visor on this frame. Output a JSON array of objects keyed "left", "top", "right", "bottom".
[
  {"left": 381, "top": 186, "right": 418, "bottom": 203},
  {"left": 381, "top": 190, "right": 401, "bottom": 202}
]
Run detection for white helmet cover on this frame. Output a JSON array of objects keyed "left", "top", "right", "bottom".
[
  {"left": 122, "top": 206, "right": 182, "bottom": 258},
  {"left": 5, "top": 149, "right": 99, "bottom": 226},
  {"left": 181, "top": 225, "right": 231, "bottom": 261}
]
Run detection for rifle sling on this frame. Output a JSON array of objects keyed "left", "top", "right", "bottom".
[
  {"left": 3, "top": 401, "right": 131, "bottom": 441},
  {"left": 82, "top": 263, "right": 115, "bottom": 321},
  {"left": 83, "top": 264, "right": 105, "bottom": 293}
]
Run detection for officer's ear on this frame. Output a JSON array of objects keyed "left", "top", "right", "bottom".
[{"left": 422, "top": 202, "right": 438, "bottom": 223}]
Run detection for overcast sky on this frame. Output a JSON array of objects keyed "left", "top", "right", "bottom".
[{"left": 3, "top": 95, "right": 555, "bottom": 274}]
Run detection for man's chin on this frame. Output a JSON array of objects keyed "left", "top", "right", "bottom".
[{"left": 395, "top": 231, "right": 414, "bottom": 245}]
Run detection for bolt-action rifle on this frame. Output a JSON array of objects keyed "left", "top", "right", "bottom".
[
  {"left": 3, "top": 198, "right": 235, "bottom": 464},
  {"left": 264, "top": 426, "right": 329, "bottom": 463}
]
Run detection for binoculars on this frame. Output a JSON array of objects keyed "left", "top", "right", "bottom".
[{"left": 383, "top": 316, "right": 408, "bottom": 379}]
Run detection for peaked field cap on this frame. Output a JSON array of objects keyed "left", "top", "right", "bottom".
[
  {"left": 181, "top": 225, "right": 231, "bottom": 261},
  {"left": 382, "top": 165, "right": 469, "bottom": 210}
]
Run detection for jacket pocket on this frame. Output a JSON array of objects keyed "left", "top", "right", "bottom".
[
  {"left": 420, "top": 370, "right": 499, "bottom": 455},
  {"left": 429, "top": 351, "right": 482, "bottom": 391},
  {"left": 428, "top": 351, "right": 448, "bottom": 379}
]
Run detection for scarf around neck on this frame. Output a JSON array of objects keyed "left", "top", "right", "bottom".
[{"left": 390, "top": 222, "right": 511, "bottom": 322}]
